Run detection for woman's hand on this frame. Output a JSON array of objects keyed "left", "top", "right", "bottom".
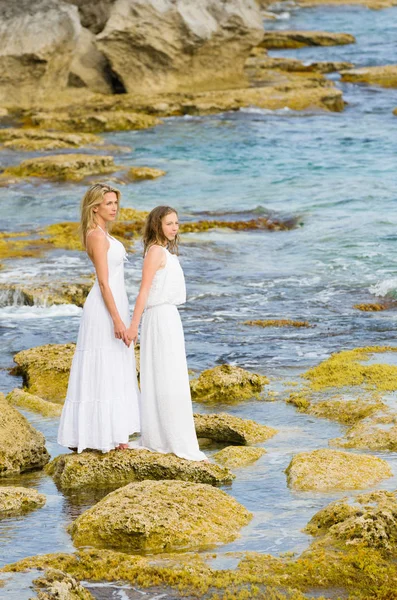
[
  {"left": 114, "top": 319, "right": 129, "bottom": 345},
  {"left": 126, "top": 323, "right": 139, "bottom": 347}
]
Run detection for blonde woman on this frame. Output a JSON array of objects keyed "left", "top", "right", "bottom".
[
  {"left": 127, "top": 206, "right": 206, "bottom": 461},
  {"left": 58, "top": 183, "right": 140, "bottom": 453}
]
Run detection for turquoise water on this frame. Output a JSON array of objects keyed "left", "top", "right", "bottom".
[{"left": 1, "top": 4, "right": 397, "bottom": 596}]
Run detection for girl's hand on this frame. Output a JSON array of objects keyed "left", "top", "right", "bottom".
[
  {"left": 114, "top": 319, "right": 129, "bottom": 345},
  {"left": 126, "top": 324, "right": 138, "bottom": 347}
]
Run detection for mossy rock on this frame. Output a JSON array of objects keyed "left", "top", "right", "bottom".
[
  {"left": 0, "top": 393, "right": 49, "bottom": 476},
  {"left": 3, "top": 154, "right": 118, "bottom": 182},
  {"left": 190, "top": 364, "right": 269, "bottom": 403},
  {"left": 341, "top": 65, "right": 397, "bottom": 88},
  {"left": 0, "top": 486, "right": 46, "bottom": 518},
  {"left": 303, "top": 346, "right": 397, "bottom": 392},
  {"left": 30, "top": 111, "right": 161, "bottom": 133},
  {"left": 259, "top": 31, "right": 356, "bottom": 49},
  {"left": 46, "top": 449, "right": 233, "bottom": 490},
  {"left": 68, "top": 480, "right": 252, "bottom": 553},
  {"left": 0, "top": 233, "right": 47, "bottom": 261},
  {"left": 0, "top": 128, "right": 101, "bottom": 151},
  {"left": 0, "top": 279, "right": 93, "bottom": 308},
  {"left": 354, "top": 303, "right": 386, "bottom": 312},
  {"left": 6, "top": 389, "right": 62, "bottom": 418},
  {"left": 285, "top": 448, "right": 392, "bottom": 491},
  {"left": 194, "top": 413, "right": 277, "bottom": 445},
  {"left": 243, "top": 319, "right": 310, "bottom": 328},
  {"left": 331, "top": 411, "right": 397, "bottom": 451},
  {"left": 214, "top": 446, "right": 266, "bottom": 468},
  {"left": 287, "top": 391, "right": 384, "bottom": 425},
  {"left": 180, "top": 215, "right": 299, "bottom": 233},
  {"left": 32, "top": 568, "right": 94, "bottom": 600},
  {"left": 12, "top": 343, "right": 76, "bottom": 402},
  {"left": 128, "top": 167, "right": 166, "bottom": 180},
  {"left": 305, "top": 490, "right": 397, "bottom": 553}
]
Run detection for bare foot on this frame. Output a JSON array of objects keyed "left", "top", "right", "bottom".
[{"left": 116, "top": 443, "right": 129, "bottom": 450}]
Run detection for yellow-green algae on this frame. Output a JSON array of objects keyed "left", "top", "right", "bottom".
[
  {"left": 32, "top": 568, "right": 94, "bottom": 600},
  {"left": 0, "top": 486, "right": 46, "bottom": 518},
  {"left": 12, "top": 343, "right": 75, "bottom": 402},
  {"left": 128, "top": 167, "right": 166, "bottom": 180},
  {"left": 193, "top": 413, "right": 277, "bottom": 445},
  {"left": 6, "top": 389, "right": 62, "bottom": 417},
  {"left": 3, "top": 154, "right": 118, "bottom": 182},
  {"left": 46, "top": 448, "right": 233, "bottom": 490},
  {"left": 5, "top": 543, "right": 397, "bottom": 599},
  {"left": 0, "top": 279, "right": 93, "bottom": 308},
  {"left": 0, "top": 393, "right": 49, "bottom": 476},
  {"left": 190, "top": 364, "right": 269, "bottom": 404},
  {"left": 331, "top": 410, "right": 397, "bottom": 451},
  {"left": 303, "top": 346, "right": 397, "bottom": 391},
  {"left": 68, "top": 480, "right": 252, "bottom": 553},
  {"left": 0, "top": 232, "right": 49, "bottom": 261},
  {"left": 243, "top": 319, "right": 310, "bottom": 328},
  {"left": 353, "top": 303, "right": 386, "bottom": 311},
  {"left": 214, "top": 446, "right": 266, "bottom": 468},
  {"left": 285, "top": 448, "right": 392, "bottom": 491}
]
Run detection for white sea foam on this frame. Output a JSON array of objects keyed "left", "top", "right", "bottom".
[
  {"left": 369, "top": 279, "right": 397, "bottom": 297},
  {"left": 0, "top": 304, "right": 81, "bottom": 320}
]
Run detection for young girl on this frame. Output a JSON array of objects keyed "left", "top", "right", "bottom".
[
  {"left": 127, "top": 206, "right": 206, "bottom": 461},
  {"left": 58, "top": 183, "right": 140, "bottom": 453}
]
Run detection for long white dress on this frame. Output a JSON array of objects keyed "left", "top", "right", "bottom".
[
  {"left": 58, "top": 228, "right": 140, "bottom": 453},
  {"left": 139, "top": 247, "right": 206, "bottom": 461}
]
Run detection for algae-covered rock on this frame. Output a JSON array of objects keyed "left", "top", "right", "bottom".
[
  {"left": 332, "top": 411, "right": 397, "bottom": 451},
  {"left": 190, "top": 364, "right": 269, "bottom": 403},
  {"left": 128, "top": 166, "right": 166, "bottom": 181},
  {"left": 3, "top": 154, "right": 118, "bottom": 182},
  {"left": 0, "top": 486, "right": 46, "bottom": 518},
  {"left": 32, "top": 567, "right": 94, "bottom": 600},
  {"left": 0, "top": 128, "right": 101, "bottom": 151},
  {"left": 259, "top": 31, "right": 355, "bottom": 49},
  {"left": 68, "top": 480, "right": 252, "bottom": 553},
  {"left": 341, "top": 65, "right": 397, "bottom": 88},
  {"left": 46, "top": 448, "right": 233, "bottom": 490},
  {"left": 305, "top": 490, "right": 397, "bottom": 553},
  {"left": 297, "top": 0, "right": 396, "bottom": 8},
  {"left": 30, "top": 111, "right": 161, "bottom": 133},
  {"left": 0, "top": 279, "right": 93, "bottom": 308},
  {"left": 354, "top": 303, "right": 386, "bottom": 312},
  {"left": 12, "top": 343, "right": 75, "bottom": 402},
  {"left": 214, "top": 446, "right": 266, "bottom": 468},
  {"left": 303, "top": 346, "right": 397, "bottom": 392},
  {"left": 194, "top": 413, "right": 277, "bottom": 445},
  {"left": 285, "top": 448, "right": 392, "bottom": 491},
  {"left": 0, "top": 393, "right": 50, "bottom": 476},
  {"left": 6, "top": 389, "right": 62, "bottom": 418},
  {"left": 243, "top": 319, "right": 310, "bottom": 328}
]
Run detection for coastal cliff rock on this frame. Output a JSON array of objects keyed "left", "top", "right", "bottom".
[
  {"left": 341, "top": 65, "right": 397, "bottom": 88},
  {"left": 193, "top": 412, "right": 277, "bottom": 444},
  {"left": 0, "top": 393, "right": 50, "bottom": 476},
  {"left": 190, "top": 364, "right": 269, "bottom": 403},
  {"left": 285, "top": 448, "right": 392, "bottom": 491},
  {"left": 0, "top": 0, "right": 81, "bottom": 104},
  {"left": 46, "top": 448, "right": 234, "bottom": 490},
  {"left": 68, "top": 480, "right": 252, "bottom": 552},
  {"left": 68, "top": 26, "right": 114, "bottom": 94},
  {"left": 96, "top": 0, "right": 264, "bottom": 94},
  {"left": 259, "top": 31, "right": 355, "bottom": 49},
  {"left": 0, "top": 486, "right": 46, "bottom": 518}
]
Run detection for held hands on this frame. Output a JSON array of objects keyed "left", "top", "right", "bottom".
[
  {"left": 114, "top": 319, "right": 130, "bottom": 346},
  {"left": 126, "top": 323, "right": 138, "bottom": 347}
]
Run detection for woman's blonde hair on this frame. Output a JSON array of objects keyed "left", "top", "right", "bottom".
[
  {"left": 142, "top": 206, "right": 179, "bottom": 256},
  {"left": 80, "top": 183, "right": 121, "bottom": 248}
]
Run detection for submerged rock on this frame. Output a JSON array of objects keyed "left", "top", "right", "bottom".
[
  {"left": 46, "top": 448, "right": 234, "bottom": 490},
  {"left": 0, "top": 486, "right": 46, "bottom": 518},
  {"left": 259, "top": 31, "right": 356, "bottom": 49},
  {"left": 0, "top": 128, "right": 101, "bottom": 151},
  {"left": 190, "top": 364, "right": 269, "bottom": 403},
  {"left": 30, "top": 110, "right": 161, "bottom": 133},
  {"left": 341, "top": 65, "right": 397, "bottom": 88},
  {"left": 0, "top": 393, "right": 50, "bottom": 476},
  {"left": 12, "top": 343, "right": 75, "bottom": 402},
  {"left": 305, "top": 490, "right": 397, "bottom": 553},
  {"left": 128, "top": 167, "right": 166, "bottom": 181},
  {"left": 285, "top": 448, "right": 392, "bottom": 491},
  {"left": 214, "top": 446, "right": 266, "bottom": 468},
  {"left": 296, "top": 0, "right": 396, "bottom": 8},
  {"left": 3, "top": 154, "right": 118, "bottom": 182},
  {"left": 353, "top": 302, "right": 387, "bottom": 311},
  {"left": 32, "top": 568, "right": 94, "bottom": 600},
  {"left": 68, "top": 480, "right": 252, "bottom": 553},
  {"left": 287, "top": 391, "right": 384, "bottom": 425},
  {"left": 6, "top": 389, "right": 63, "bottom": 418},
  {"left": 332, "top": 411, "right": 397, "bottom": 451},
  {"left": 194, "top": 412, "right": 277, "bottom": 445},
  {"left": 243, "top": 319, "right": 310, "bottom": 328}
]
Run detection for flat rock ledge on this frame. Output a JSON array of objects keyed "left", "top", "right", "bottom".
[
  {"left": 214, "top": 446, "right": 266, "bottom": 468},
  {"left": 68, "top": 480, "right": 252, "bottom": 553},
  {"left": 331, "top": 411, "right": 397, "bottom": 451},
  {"left": 194, "top": 412, "right": 277, "bottom": 445},
  {"left": 7, "top": 389, "right": 63, "bottom": 418},
  {"left": 3, "top": 154, "right": 119, "bottom": 182},
  {"left": 0, "top": 393, "right": 49, "bottom": 477},
  {"left": 341, "top": 65, "right": 397, "bottom": 88},
  {"left": 46, "top": 448, "right": 234, "bottom": 490},
  {"left": 190, "top": 364, "right": 269, "bottom": 403},
  {"left": 0, "top": 486, "right": 46, "bottom": 519},
  {"left": 259, "top": 31, "right": 356, "bottom": 49},
  {"left": 285, "top": 448, "right": 392, "bottom": 491}
]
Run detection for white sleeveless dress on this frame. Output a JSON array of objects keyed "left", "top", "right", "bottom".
[
  {"left": 139, "top": 247, "right": 206, "bottom": 461},
  {"left": 58, "top": 229, "right": 140, "bottom": 453}
]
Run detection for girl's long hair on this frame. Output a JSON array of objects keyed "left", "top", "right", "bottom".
[
  {"left": 79, "top": 183, "right": 121, "bottom": 248},
  {"left": 142, "top": 206, "right": 179, "bottom": 256}
]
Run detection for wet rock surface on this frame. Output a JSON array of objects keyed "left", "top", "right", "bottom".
[
  {"left": 214, "top": 446, "right": 266, "bottom": 468},
  {"left": 190, "top": 364, "right": 269, "bottom": 403},
  {"left": 0, "top": 486, "right": 46, "bottom": 519},
  {"left": 193, "top": 412, "right": 277, "bottom": 444}
]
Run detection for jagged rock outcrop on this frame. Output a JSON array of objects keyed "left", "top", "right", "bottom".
[{"left": 68, "top": 26, "right": 114, "bottom": 93}]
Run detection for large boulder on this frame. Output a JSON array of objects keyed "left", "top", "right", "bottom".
[
  {"left": 0, "top": 393, "right": 50, "bottom": 476},
  {"left": 68, "top": 480, "right": 252, "bottom": 552},
  {"left": 0, "top": 486, "right": 46, "bottom": 518},
  {"left": 47, "top": 448, "right": 234, "bottom": 490},
  {"left": 190, "top": 364, "right": 269, "bottom": 403},
  {"left": 285, "top": 449, "right": 392, "bottom": 491},
  {"left": 0, "top": 0, "right": 81, "bottom": 104},
  {"left": 259, "top": 31, "right": 355, "bottom": 49},
  {"left": 341, "top": 65, "right": 397, "bottom": 88},
  {"left": 96, "top": 0, "right": 264, "bottom": 94},
  {"left": 194, "top": 413, "right": 277, "bottom": 444}
]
